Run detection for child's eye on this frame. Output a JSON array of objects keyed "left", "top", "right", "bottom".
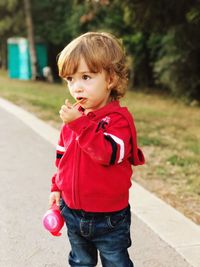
[
  {"left": 82, "top": 74, "right": 91, "bottom": 80},
  {"left": 66, "top": 76, "right": 73, "bottom": 82}
]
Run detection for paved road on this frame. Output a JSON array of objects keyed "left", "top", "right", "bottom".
[{"left": 0, "top": 105, "right": 191, "bottom": 267}]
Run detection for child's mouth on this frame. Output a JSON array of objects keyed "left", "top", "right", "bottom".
[
  {"left": 76, "top": 97, "right": 87, "bottom": 103},
  {"left": 76, "top": 97, "right": 85, "bottom": 100},
  {"left": 73, "top": 97, "right": 87, "bottom": 107}
]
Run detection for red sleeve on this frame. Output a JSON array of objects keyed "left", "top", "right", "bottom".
[
  {"left": 68, "top": 114, "right": 132, "bottom": 166},
  {"left": 50, "top": 127, "right": 65, "bottom": 192},
  {"left": 51, "top": 173, "right": 60, "bottom": 192}
]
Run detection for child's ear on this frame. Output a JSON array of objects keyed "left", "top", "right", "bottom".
[{"left": 107, "top": 73, "right": 118, "bottom": 90}]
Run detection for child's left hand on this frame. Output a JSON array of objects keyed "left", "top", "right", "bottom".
[{"left": 59, "top": 99, "right": 82, "bottom": 124}]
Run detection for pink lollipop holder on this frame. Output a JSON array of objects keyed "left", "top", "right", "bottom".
[{"left": 42, "top": 203, "right": 64, "bottom": 236}]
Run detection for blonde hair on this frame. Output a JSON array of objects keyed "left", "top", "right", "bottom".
[{"left": 57, "top": 32, "right": 128, "bottom": 100}]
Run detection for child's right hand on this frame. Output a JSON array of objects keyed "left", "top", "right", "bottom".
[
  {"left": 49, "top": 191, "right": 61, "bottom": 207},
  {"left": 59, "top": 99, "right": 82, "bottom": 124}
]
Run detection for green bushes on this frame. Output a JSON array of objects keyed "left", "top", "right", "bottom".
[{"left": 154, "top": 26, "right": 200, "bottom": 100}]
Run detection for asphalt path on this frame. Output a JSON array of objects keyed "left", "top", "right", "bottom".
[{"left": 0, "top": 104, "right": 192, "bottom": 267}]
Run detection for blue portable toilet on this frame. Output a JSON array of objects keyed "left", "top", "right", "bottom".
[
  {"left": 7, "top": 37, "right": 47, "bottom": 80},
  {"left": 7, "top": 37, "right": 31, "bottom": 79}
]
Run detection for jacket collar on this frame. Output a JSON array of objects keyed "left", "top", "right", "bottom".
[{"left": 85, "top": 101, "right": 120, "bottom": 119}]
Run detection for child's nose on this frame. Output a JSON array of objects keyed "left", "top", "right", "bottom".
[{"left": 74, "top": 84, "right": 84, "bottom": 93}]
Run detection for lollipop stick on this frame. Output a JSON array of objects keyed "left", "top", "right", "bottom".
[{"left": 73, "top": 99, "right": 84, "bottom": 107}]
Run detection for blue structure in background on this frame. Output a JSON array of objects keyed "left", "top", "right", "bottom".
[{"left": 7, "top": 37, "right": 47, "bottom": 80}]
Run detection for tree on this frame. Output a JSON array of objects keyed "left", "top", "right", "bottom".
[
  {"left": 0, "top": 0, "right": 25, "bottom": 69},
  {"left": 23, "top": 0, "right": 38, "bottom": 80},
  {"left": 125, "top": 0, "right": 200, "bottom": 99}
]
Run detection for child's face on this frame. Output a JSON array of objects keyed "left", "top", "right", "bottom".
[{"left": 65, "top": 57, "right": 112, "bottom": 113}]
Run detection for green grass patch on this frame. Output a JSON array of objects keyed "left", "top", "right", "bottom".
[
  {"left": 167, "top": 155, "right": 196, "bottom": 167},
  {"left": 138, "top": 136, "right": 164, "bottom": 146},
  {"left": 156, "top": 166, "right": 168, "bottom": 176},
  {"left": 184, "top": 136, "right": 200, "bottom": 155}
]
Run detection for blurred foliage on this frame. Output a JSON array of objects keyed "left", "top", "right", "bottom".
[
  {"left": 154, "top": 24, "right": 200, "bottom": 100},
  {"left": 0, "top": 0, "right": 25, "bottom": 38},
  {"left": 0, "top": 0, "right": 200, "bottom": 100}
]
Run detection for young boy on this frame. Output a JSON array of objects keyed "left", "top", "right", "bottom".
[{"left": 49, "top": 32, "right": 145, "bottom": 267}]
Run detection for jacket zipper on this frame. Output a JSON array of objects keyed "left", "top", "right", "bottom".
[{"left": 72, "top": 140, "right": 80, "bottom": 208}]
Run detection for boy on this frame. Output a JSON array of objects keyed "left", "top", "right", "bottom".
[{"left": 49, "top": 32, "right": 145, "bottom": 267}]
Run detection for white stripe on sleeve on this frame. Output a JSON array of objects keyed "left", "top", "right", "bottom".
[
  {"left": 104, "top": 133, "right": 125, "bottom": 163},
  {"left": 56, "top": 145, "right": 66, "bottom": 152}
]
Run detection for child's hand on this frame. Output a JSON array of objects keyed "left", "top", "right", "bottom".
[
  {"left": 59, "top": 99, "right": 82, "bottom": 124},
  {"left": 49, "top": 191, "right": 61, "bottom": 207}
]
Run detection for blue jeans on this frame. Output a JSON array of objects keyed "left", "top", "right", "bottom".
[{"left": 60, "top": 199, "right": 134, "bottom": 267}]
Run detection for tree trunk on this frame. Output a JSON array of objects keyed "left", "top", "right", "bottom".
[
  {"left": 0, "top": 40, "right": 7, "bottom": 69},
  {"left": 23, "top": 0, "right": 38, "bottom": 80}
]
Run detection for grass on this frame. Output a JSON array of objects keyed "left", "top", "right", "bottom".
[{"left": 0, "top": 70, "right": 200, "bottom": 224}]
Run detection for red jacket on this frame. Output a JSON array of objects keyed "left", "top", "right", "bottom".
[{"left": 51, "top": 101, "right": 145, "bottom": 212}]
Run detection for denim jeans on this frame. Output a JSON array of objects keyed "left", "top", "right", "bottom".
[{"left": 60, "top": 199, "right": 134, "bottom": 267}]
